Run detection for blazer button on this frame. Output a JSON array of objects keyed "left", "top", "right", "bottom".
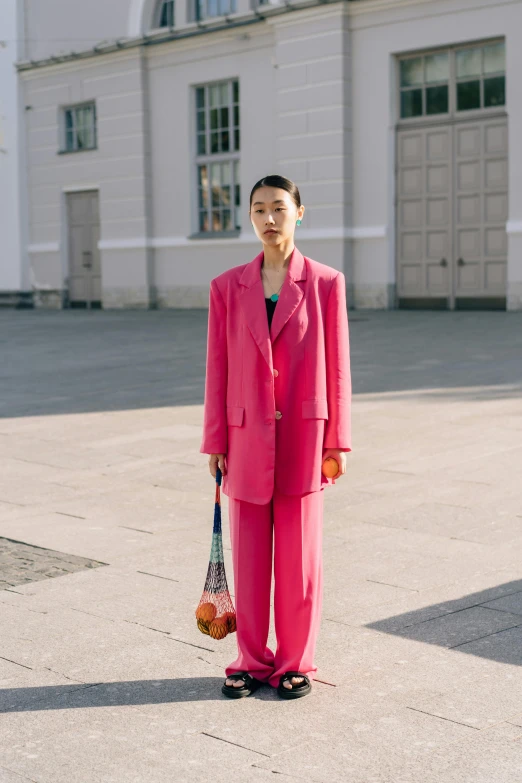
[
  {"left": 275, "top": 410, "right": 282, "bottom": 419},
  {"left": 273, "top": 368, "right": 279, "bottom": 377}
]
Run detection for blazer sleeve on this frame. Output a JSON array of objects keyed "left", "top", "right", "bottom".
[
  {"left": 199, "top": 279, "right": 228, "bottom": 455},
  {"left": 323, "top": 272, "right": 352, "bottom": 452}
]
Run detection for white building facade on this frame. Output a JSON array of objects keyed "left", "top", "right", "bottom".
[
  {"left": 9, "top": 0, "right": 522, "bottom": 310},
  {"left": 0, "top": 0, "right": 30, "bottom": 306}
]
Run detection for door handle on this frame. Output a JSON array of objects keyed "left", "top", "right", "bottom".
[
  {"left": 439, "top": 258, "right": 447, "bottom": 267},
  {"left": 457, "top": 257, "right": 465, "bottom": 266},
  {"left": 82, "top": 251, "right": 93, "bottom": 269}
]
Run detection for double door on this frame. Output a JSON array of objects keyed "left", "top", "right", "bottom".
[{"left": 396, "top": 115, "right": 508, "bottom": 309}]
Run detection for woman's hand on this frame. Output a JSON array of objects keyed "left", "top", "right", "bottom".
[
  {"left": 209, "top": 453, "right": 227, "bottom": 478},
  {"left": 322, "top": 448, "right": 347, "bottom": 483}
]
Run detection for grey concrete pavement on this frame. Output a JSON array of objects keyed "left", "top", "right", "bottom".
[{"left": 1, "top": 309, "right": 522, "bottom": 782}]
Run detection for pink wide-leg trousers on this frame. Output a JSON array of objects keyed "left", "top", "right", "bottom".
[{"left": 225, "top": 487, "right": 324, "bottom": 690}]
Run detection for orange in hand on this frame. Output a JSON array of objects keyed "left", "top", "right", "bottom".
[{"left": 322, "top": 457, "right": 339, "bottom": 478}]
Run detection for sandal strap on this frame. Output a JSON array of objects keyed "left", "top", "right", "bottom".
[
  {"left": 225, "top": 672, "right": 254, "bottom": 687},
  {"left": 280, "top": 671, "right": 310, "bottom": 687}
]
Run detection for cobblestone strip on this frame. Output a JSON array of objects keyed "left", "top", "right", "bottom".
[{"left": 0, "top": 537, "right": 107, "bottom": 589}]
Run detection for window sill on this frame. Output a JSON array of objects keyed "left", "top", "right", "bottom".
[
  {"left": 188, "top": 230, "right": 241, "bottom": 240},
  {"left": 57, "top": 146, "right": 98, "bottom": 155}
]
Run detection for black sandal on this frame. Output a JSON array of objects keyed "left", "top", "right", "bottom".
[
  {"left": 277, "top": 671, "right": 312, "bottom": 699},
  {"left": 222, "top": 672, "right": 263, "bottom": 699}
]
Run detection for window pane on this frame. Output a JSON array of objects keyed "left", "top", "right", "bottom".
[
  {"left": 220, "top": 106, "right": 229, "bottom": 128},
  {"left": 233, "top": 105, "right": 239, "bottom": 126},
  {"left": 210, "top": 132, "right": 219, "bottom": 153},
  {"left": 197, "top": 134, "right": 206, "bottom": 155},
  {"left": 222, "top": 161, "right": 230, "bottom": 185},
  {"left": 400, "top": 89, "right": 422, "bottom": 118},
  {"left": 198, "top": 164, "right": 208, "bottom": 189},
  {"left": 456, "top": 47, "right": 481, "bottom": 78},
  {"left": 220, "top": 130, "right": 229, "bottom": 151},
  {"left": 210, "top": 108, "right": 219, "bottom": 129},
  {"left": 198, "top": 187, "right": 207, "bottom": 209},
  {"left": 484, "top": 75, "right": 505, "bottom": 107},
  {"left": 426, "top": 84, "right": 448, "bottom": 114},
  {"left": 78, "top": 123, "right": 94, "bottom": 149},
  {"left": 75, "top": 107, "right": 92, "bottom": 149},
  {"left": 234, "top": 128, "right": 240, "bottom": 149},
  {"left": 197, "top": 110, "right": 205, "bottom": 132},
  {"left": 196, "top": 87, "right": 205, "bottom": 109},
  {"left": 65, "top": 109, "right": 74, "bottom": 131},
  {"left": 160, "top": 0, "right": 174, "bottom": 26},
  {"left": 425, "top": 53, "right": 449, "bottom": 84},
  {"left": 212, "top": 211, "right": 222, "bottom": 230},
  {"left": 223, "top": 210, "right": 231, "bottom": 230},
  {"left": 457, "top": 80, "right": 481, "bottom": 111},
  {"left": 210, "top": 163, "right": 220, "bottom": 205},
  {"left": 484, "top": 42, "right": 505, "bottom": 74},
  {"left": 66, "top": 128, "right": 75, "bottom": 151},
  {"left": 222, "top": 167, "right": 231, "bottom": 202},
  {"left": 219, "top": 83, "right": 228, "bottom": 105},
  {"left": 400, "top": 57, "right": 423, "bottom": 87},
  {"left": 209, "top": 85, "right": 220, "bottom": 108},
  {"left": 234, "top": 160, "right": 240, "bottom": 203},
  {"left": 199, "top": 210, "right": 209, "bottom": 231},
  {"left": 235, "top": 205, "right": 241, "bottom": 230},
  {"left": 232, "top": 80, "right": 239, "bottom": 103}
]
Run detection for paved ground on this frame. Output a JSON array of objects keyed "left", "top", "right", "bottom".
[{"left": 1, "top": 308, "right": 522, "bottom": 783}]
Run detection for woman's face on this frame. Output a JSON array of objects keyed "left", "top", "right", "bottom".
[{"left": 249, "top": 186, "right": 305, "bottom": 246}]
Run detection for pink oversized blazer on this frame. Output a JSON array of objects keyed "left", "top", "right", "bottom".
[{"left": 200, "top": 245, "right": 352, "bottom": 505}]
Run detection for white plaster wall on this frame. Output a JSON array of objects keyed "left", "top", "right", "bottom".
[
  {"left": 350, "top": 0, "right": 522, "bottom": 309},
  {"left": 24, "top": 0, "right": 132, "bottom": 61},
  {"left": 22, "top": 51, "right": 153, "bottom": 306},
  {"left": 147, "top": 4, "right": 353, "bottom": 307},
  {"left": 23, "top": 0, "right": 263, "bottom": 61},
  {"left": 0, "top": 0, "right": 28, "bottom": 291}
]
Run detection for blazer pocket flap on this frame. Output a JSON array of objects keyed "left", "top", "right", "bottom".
[
  {"left": 302, "top": 399, "right": 329, "bottom": 419},
  {"left": 226, "top": 405, "right": 245, "bottom": 426}
]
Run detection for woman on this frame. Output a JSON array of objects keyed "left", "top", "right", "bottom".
[{"left": 200, "top": 174, "right": 352, "bottom": 699}]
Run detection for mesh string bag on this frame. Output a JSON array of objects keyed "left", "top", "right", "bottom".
[{"left": 195, "top": 466, "right": 236, "bottom": 640}]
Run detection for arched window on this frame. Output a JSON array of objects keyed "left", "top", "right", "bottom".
[{"left": 157, "top": 0, "right": 174, "bottom": 27}]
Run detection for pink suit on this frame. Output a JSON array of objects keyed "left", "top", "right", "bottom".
[{"left": 200, "top": 246, "right": 352, "bottom": 688}]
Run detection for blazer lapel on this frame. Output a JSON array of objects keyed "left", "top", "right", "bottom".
[{"left": 239, "top": 247, "right": 307, "bottom": 370}]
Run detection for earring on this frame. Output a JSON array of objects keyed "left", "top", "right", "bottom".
[{"left": 296, "top": 219, "right": 302, "bottom": 226}]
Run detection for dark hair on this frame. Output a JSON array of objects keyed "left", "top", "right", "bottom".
[{"left": 249, "top": 174, "right": 301, "bottom": 211}]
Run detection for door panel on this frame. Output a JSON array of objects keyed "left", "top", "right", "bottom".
[
  {"left": 396, "top": 126, "right": 452, "bottom": 299},
  {"left": 454, "top": 118, "right": 508, "bottom": 299}
]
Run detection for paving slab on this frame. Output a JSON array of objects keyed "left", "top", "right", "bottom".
[{"left": 1, "top": 308, "right": 522, "bottom": 782}]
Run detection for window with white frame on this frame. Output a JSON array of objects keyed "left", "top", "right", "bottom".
[
  {"left": 399, "top": 40, "right": 505, "bottom": 120},
  {"left": 157, "top": 0, "right": 174, "bottom": 27},
  {"left": 455, "top": 41, "right": 505, "bottom": 112},
  {"left": 61, "top": 102, "right": 97, "bottom": 152},
  {"left": 194, "top": 80, "right": 240, "bottom": 235},
  {"left": 192, "top": 0, "right": 236, "bottom": 22}
]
